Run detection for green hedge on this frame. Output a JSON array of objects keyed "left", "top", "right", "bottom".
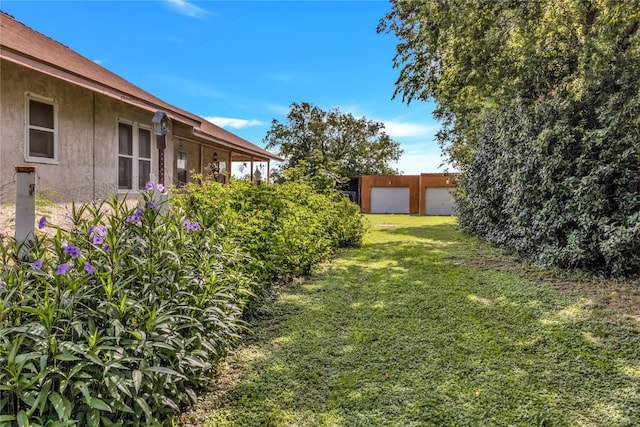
[
  {"left": 174, "top": 180, "right": 365, "bottom": 286},
  {"left": 456, "top": 76, "right": 640, "bottom": 276},
  {"left": 0, "top": 181, "right": 365, "bottom": 426}
]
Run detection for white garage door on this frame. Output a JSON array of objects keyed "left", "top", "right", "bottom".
[
  {"left": 425, "top": 188, "right": 455, "bottom": 215},
  {"left": 371, "top": 187, "right": 410, "bottom": 214}
]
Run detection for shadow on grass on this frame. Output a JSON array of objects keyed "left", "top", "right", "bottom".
[
  {"left": 383, "top": 223, "right": 467, "bottom": 242},
  {"left": 186, "top": 220, "right": 640, "bottom": 427}
]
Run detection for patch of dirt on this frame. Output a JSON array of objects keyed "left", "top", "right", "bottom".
[
  {"left": 176, "top": 360, "right": 240, "bottom": 427},
  {"left": 1, "top": 204, "right": 72, "bottom": 237}
]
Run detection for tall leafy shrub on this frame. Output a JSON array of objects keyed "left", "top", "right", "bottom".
[
  {"left": 456, "top": 84, "right": 640, "bottom": 275},
  {"left": 381, "top": 0, "right": 640, "bottom": 275},
  {"left": 175, "top": 179, "right": 366, "bottom": 287}
]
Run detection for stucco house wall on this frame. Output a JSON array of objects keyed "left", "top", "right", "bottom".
[
  {"left": 0, "top": 60, "right": 176, "bottom": 202},
  {"left": 1, "top": 12, "right": 280, "bottom": 205},
  {"left": 2, "top": 60, "right": 93, "bottom": 201}
]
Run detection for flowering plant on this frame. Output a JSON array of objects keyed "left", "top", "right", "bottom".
[
  {"left": 0, "top": 183, "right": 252, "bottom": 425},
  {"left": 0, "top": 179, "right": 364, "bottom": 425}
]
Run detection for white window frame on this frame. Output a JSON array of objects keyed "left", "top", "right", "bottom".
[
  {"left": 176, "top": 150, "right": 188, "bottom": 187},
  {"left": 25, "top": 92, "right": 58, "bottom": 164},
  {"left": 117, "top": 120, "right": 153, "bottom": 192}
]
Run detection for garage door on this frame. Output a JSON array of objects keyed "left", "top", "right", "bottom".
[
  {"left": 371, "top": 187, "right": 410, "bottom": 213},
  {"left": 425, "top": 188, "right": 455, "bottom": 215}
]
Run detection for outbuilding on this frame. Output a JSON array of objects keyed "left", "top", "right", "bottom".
[{"left": 359, "top": 173, "right": 457, "bottom": 215}]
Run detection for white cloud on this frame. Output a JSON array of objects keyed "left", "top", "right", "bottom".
[
  {"left": 164, "top": 0, "right": 211, "bottom": 18},
  {"left": 93, "top": 59, "right": 105, "bottom": 65},
  {"left": 382, "top": 120, "right": 439, "bottom": 138},
  {"left": 205, "top": 117, "right": 264, "bottom": 129},
  {"left": 335, "top": 106, "right": 439, "bottom": 139}
]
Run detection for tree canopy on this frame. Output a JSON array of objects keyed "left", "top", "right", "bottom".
[
  {"left": 263, "top": 102, "right": 403, "bottom": 182},
  {"left": 379, "top": 0, "right": 640, "bottom": 275}
]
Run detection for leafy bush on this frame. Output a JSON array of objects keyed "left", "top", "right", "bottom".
[
  {"left": 456, "top": 80, "right": 640, "bottom": 275},
  {"left": 381, "top": 0, "right": 640, "bottom": 276},
  {"left": 174, "top": 179, "right": 366, "bottom": 287},
  {"left": 0, "top": 180, "right": 365, "bottom": 425}
]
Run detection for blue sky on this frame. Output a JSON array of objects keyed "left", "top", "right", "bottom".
[{"left": 3, "top": 0, "right": 448, "bottom": 174}]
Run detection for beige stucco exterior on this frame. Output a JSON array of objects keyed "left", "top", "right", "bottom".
[
  {"left": 0, "top": 10, "right": 281, "bottom": 208},
  {"left": 0, "top": 60, "right": 242, "bottom": 203},
  {"left": 1, "top": 60, "right": 168, "bottom": 202}
]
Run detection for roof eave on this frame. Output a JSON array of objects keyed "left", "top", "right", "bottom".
[
  {"left": 192, "top": 128, "right": 281, "bottom": 162},
  {"left": 0, "top": 47, "right": 202, "bottom": 128}
]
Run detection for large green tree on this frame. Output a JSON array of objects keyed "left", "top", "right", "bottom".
[
  {"left": 379, "top": 0, "right": 640, "bottom": 275},
  {"left": 263, "top": 102, "right": 403, "bottom": 182}
]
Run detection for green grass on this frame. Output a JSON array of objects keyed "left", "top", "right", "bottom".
[{"left": 179, "top": 215, "right": 640, "bottom": 427}]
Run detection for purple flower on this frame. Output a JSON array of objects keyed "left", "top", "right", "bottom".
[
  {"left": 157, "top": 184, "right": 165, "bottom": 193},
  {"left": 182, "top": 219, "right": 201, "bottom": 231},
  {"left": 32, "top": 259, "right": 42, "bottom": 270},
  {"left": 103, "top": 244, "right": 110, "bottom": 251},
  {"left": 146, "top": 201, "right": 155, "bottom": 210},
  {"left": 0, "top": 279, "right": 4, "bottom": 288},
  {"left": 127, "top": 209, "right": 143, "bottom": 223},
  {"left": 63, "top": 244, "right": 81, "bottom": 259},
  {"left": 145, "top": 181, "right": 155, "bottom": 191},
  {"left": 63, "top": 244, "right": 79, "bottom": 257},
  {"left": 55, "top": 263, "right": 71, "bottom": 275},
  {"left": 84, "top": 261, "right": 94, "bottom": 275},
  {"left": 88, "top": 225, "right": 107, "bottom": 243},
  {"left": 38, "top": 216, "right": 47, "bottom": 229}
]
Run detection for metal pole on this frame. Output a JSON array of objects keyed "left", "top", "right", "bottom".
[{"left": 15, "top": 166, "right": 36, "bottom": 260}]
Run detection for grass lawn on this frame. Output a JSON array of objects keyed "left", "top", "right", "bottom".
[{"left": 179, "top": 215, "right": 640, "bottom": 427}]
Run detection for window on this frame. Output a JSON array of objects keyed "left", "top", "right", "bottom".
[
  {"left": 177, "top": 151, "right": 187, "bottom": 186},
  {"left": 26, "top": 93, "right": 57, "bottom": 162},
  {"left": 118, "top": 122, "right": 152, "bottom": 190},
  {"left": 217, "top": 159, "right": 227, "bottom": 184}
]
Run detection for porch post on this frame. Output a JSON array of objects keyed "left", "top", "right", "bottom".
[
  {"left": 200, "top": 145, "right": 205, "bottom": 176},
  {"left": 152, "top": 111, "right": 169, "bottom": 186},
  {"left": 157, "top": 135, "right": 166, "bottom": 186}
]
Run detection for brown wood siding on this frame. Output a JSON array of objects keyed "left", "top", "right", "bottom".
[
  {"left": 360, "top": 173, "right": 458, "bottom": 215},
  {"left": 360, "top": 175, "right": 421, "bottom": 214},
  {"left": 418, "top": 173, "right": 457, "bottom": 215}
]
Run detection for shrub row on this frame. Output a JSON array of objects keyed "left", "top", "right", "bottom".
[
  {"left": 174, "top": 179, "right": 365, "bottom": 287},
  {"left": 0, "top": 181, "right": 365, "bottom": 426},
  {"left": 456, "top": 76, "right": 640, "bottom": 276}
]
